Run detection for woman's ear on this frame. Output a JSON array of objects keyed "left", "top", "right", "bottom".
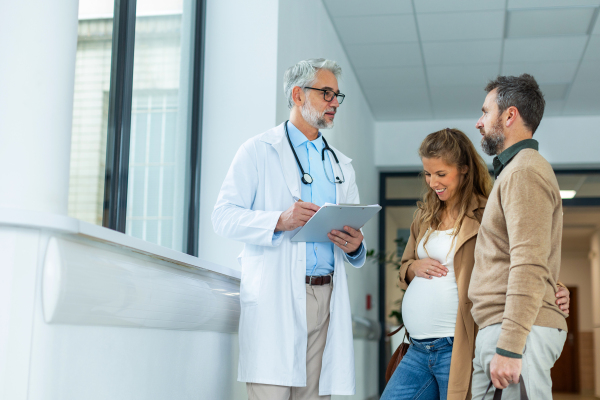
[{"left": 461, "top": 165, "right": 469, "bottom": 175}]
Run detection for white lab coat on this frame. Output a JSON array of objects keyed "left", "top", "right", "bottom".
[{"left": 212, "top": 123, "right": 366, "bottom": 395}]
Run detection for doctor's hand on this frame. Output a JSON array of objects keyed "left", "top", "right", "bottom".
[
  {"left": 275, "top": 201, "right": 320, "bottom": 232},
  {"left": 328, "top": 226, "right": 363, "bottom": 253}
]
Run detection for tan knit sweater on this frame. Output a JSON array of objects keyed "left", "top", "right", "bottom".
[{"left": 469, "top": 148, "right": 568, "bottom": 356}]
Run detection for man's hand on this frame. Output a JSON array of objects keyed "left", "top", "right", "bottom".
[
  {"left": 328, "top": 226, "right": 363, "bottom": 253},
  {"left": 275, "top": 201, "right": 320, "bottom": 232},
  {"left": 490, "top": 353, "right": 521, "bottom": 389},
  {"left": 556, "top": 285, "right": 570, "bottom": 314}
]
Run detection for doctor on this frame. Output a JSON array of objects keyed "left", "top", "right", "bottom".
[{"left": 212, "top": 58, "right": 366, "bottom": 400}]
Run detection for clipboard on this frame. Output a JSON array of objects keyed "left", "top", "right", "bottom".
[{"left": 291, "top": 203, "right": 382, "bottom": 243}]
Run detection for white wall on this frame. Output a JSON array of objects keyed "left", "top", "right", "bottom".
[
  {"left": 275, "top": 2, "right": 379, "bottom": 399},
  {"left": 559, "top": 252, "right": 594, "bottom": 332},
  {"left": 198, "top": 0, "right": 280, "bottom": 269},
  {"left": 198, "top": 2, "right": 281, "bottom": 395},
  {"left": 375, "top": 115, "right": 600, "bottom": 170},
  {"left": 275, "top": 0, "right": 379, "bottom": 322},
  {"left": 199, "top": 0, "right": 380, "bottom": 398}
]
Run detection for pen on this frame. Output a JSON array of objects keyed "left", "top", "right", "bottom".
[{"left": 293, "top": 196, "right": 303, "bottom": 202}]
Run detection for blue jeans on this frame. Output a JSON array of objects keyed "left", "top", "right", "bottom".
[{"left": 381, "top": 337, "right": 454, "bottom": 400}]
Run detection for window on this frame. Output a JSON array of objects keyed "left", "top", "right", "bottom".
[
  {"left": 68, "top": 5, "right": 114, "bottom": 225},
  {"left": 68, "top": 0, "right": 205, "bottom": 255},
  {"left": 127, "top": 90, "right": 181, "bottom": 248}
]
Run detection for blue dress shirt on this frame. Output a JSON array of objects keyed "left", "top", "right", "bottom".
[{"left": 276, "top": 121, "right": 364, "bottom": 276}]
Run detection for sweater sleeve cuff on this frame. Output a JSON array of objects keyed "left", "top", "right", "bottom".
[
  {"left": 496, "top": 319, "right": 528, "bottom": 356},
  {"left": 496, "top": 347, "right": 522, "bottom": 359}
]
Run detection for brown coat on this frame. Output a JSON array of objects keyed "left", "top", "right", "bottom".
[{"left": 398, "top": 194, "right": 487, "bottom": 400}]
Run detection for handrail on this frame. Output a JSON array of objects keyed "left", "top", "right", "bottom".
[{"left": 0, "top": 208, "right": 240, "bottom": 280}]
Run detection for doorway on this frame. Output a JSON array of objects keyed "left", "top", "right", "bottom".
[{"left": 552, "top": 287, "right": 579, "bottom": 392}]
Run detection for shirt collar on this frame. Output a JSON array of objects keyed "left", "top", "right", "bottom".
[
  {"left": 287, "top": 121, "right": 324, "bottom": 151},
  {"left": 493, "top": 138, "right": 539, "bottom": 178}
]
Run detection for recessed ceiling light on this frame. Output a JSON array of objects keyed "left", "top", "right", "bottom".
[{"left": 560, "top": 190, "right": 577, "bottom": 199}]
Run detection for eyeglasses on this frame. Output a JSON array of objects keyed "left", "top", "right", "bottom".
[{"left": 304, "top": 87, "right": 345, "bottom": 104}]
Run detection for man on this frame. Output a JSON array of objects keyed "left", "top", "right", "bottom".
[
  {"left": 212, "top": 59, "right": 366, "bottom": 400},
  {"left": 469, "top": 74, "right": 569, "bottom": 399}
]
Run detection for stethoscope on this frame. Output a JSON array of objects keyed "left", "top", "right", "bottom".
[{"left": 284, "top": 120, "right": 345, "bottom": 185}]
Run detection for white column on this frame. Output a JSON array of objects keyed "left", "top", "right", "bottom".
[
  {"left": 0, "top": 1, "right": 79, "bottom": 398},
  {"left": 0, "top": 0, "right": 79, "bottom": 216}
]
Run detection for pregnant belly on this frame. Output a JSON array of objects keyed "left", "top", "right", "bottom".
[{"left": 401, "top": 275, "right": 459, "bottom": 339}]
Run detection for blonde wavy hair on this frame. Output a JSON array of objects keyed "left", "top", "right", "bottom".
[{"left": 417, "top": 128, "right": 493, "bottom": 250}]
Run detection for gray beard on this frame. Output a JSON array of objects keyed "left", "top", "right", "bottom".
[
  {"left": 481, "top": 121, "right": 505, "bottom": 156},
  {"left": 301, "top": 98, "right": 333, "bottom": 129}
]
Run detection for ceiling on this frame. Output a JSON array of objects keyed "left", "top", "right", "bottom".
[{"left": 322, "top": 0, "right": 600, "bottom": 121}]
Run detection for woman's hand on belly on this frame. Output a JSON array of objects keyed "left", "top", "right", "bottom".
[{"left": 407, "top": 258, "right": 449, "bottom": 282}]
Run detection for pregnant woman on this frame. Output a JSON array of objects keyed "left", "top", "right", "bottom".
[{"left": 381, "top": 128, "right": 570, "bottom": 400}]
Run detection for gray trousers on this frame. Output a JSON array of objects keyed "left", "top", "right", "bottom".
[{"left": 472, "top": 324, "right": 566, "bottom": 399}]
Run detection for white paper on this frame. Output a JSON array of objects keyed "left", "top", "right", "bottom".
[{"left": 291, "top": 203, "right": 381, "bottom": 242}]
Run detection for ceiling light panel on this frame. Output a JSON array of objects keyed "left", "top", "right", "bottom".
[
  {"left": 430, "top": 85, "right": 488, "bottom": 119},
  {"left": 414, "top": 0, "right": 505, "bottom": 13},
  {"left": 538, "top": 83, "right": 570, "bottom": 101},
  {"left": 584, "top": 35, "right": 600, "bottom": 61},
  {"left": 355, "top": 67, "right": 427, "bottom": 89},
  {"left": 507, "top": 8, "right": 595, "bottom": 38},
  {"left": 423, "top": 40, "right": 502, "bottom": 66},
  {"left": 333, "top": 15, "right": 417, "bottom": 44},
  {"left": 543, "top": 100, "right": 566, "bottom": 116},
  {"left": 427, "top": 64, "right": 498, "bottom": 86},
  {"left": 417, "top": 11, "right": 505, "bottom": 42},
  {"left": 345, "top": 43, "right": 423, "bottom": 68},
  {"left": 577, "top": 181, "right": 600, "bottom": 197},
  {"left": 323, "top": 0, "right": 413, "bottom": 17},
  {"left": 508, "top": 0, "right": 600, "bottom": 8},
  {"left": 563, "top": 62, "right": 600, "bottom": 114},
  {"left": 574, "top": 60, "right": 600, "bottom": 81},
  {"left": 366, "top": 87, "right": 433, "bottom": 120},
  {"left": 556, "top": 175, "right": 586, "bottom": 191},
  {"left": 503, "top": 36, "right": 588, "bottom": 63},
  {"left": 501, "top": 61, "right": 578, "bottom": 83}
]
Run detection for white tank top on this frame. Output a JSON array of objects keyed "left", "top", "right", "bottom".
[{"left": 401, "top": 228, "right": 459, "bottom": 339}]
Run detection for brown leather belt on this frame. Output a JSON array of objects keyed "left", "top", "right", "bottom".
[{"left": 305, "top": 274, "right": 332, "bottom": 286}]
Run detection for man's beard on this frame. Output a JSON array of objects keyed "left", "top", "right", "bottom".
[
  {"left": 481, "top": 118, "right": 506, "bottom": 156},
  {"left": 301, "top": 97, "right": 335, "bottom": 129}
]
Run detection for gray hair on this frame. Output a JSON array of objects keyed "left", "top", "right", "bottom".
[
  {"left": 283, "top": 58, "right": 342, "bottom": 109},
  {"left": 484, "top": 74, "right": 545, "bottom": 134}
]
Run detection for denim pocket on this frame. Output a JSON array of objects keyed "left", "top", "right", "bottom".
[{"left": 240, "top": 255, "right": 264, "bottom": 306}]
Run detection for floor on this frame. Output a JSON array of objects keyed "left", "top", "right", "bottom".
[{"left": 553, "top": 391, "right": 598, "bottom": 399}]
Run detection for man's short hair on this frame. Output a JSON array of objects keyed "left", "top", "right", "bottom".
[
  {"left": 485, "top": 74, "right": 545, "bottom": 134},
  {"left": 283, "top": 58, "right": 342, "bottom": 109}
]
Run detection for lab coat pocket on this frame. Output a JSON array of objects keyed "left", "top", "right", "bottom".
[{"left": 240, "top": 255, "right": 264, "bottom": 306}]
